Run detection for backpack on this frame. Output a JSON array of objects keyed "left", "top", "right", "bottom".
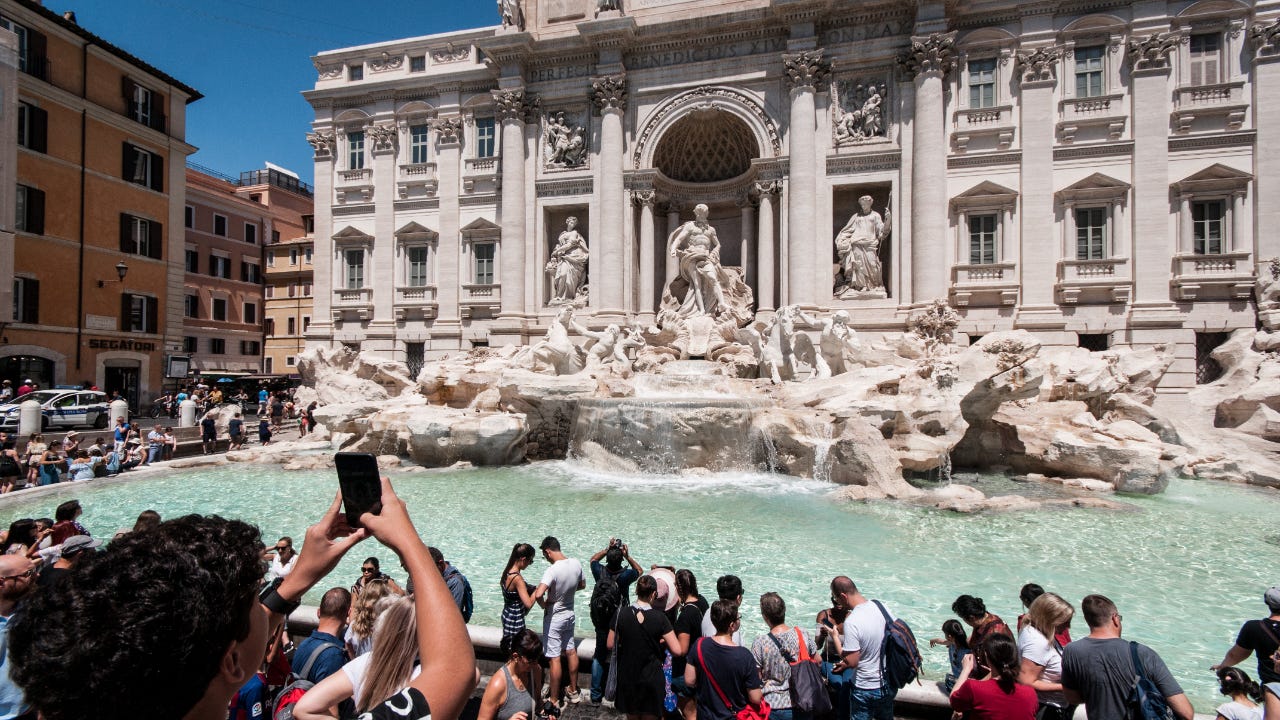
[
  {"left": 1127, "top": 641, "right": 1174, "bottom": 720},
  {"left": 442, "top": 566, "right": 473, "bottom": 623},
  {"left": 271, "top": 640, "right": 341, "bottom": 720},
  {"left": 1258, "top": 620, "right": 1280, "bottom": 675},
  {"left": 766, "top": 627, "right": 833, "bottom": 715},
  {"left": 871, "top": 600, "right": 922, "bottom": 691},
  {"left": 590, "top": 573, "right": 623, "bottom": 630}
]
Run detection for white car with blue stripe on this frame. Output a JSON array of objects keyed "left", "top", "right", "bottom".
[{"left": 0, "top": 390, "right": 111, "bottom": 431}]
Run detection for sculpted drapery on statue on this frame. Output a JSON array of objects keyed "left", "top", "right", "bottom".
[
  {"left": 834, "top": 195, "right": 891, "bottom": 295},
  {"left": 666, "top": 204, "right": 729, "bottom": 318},
  {"left": 546, "top": 216, "right": 589, "bottom": 305},
  {"left": 544, "top": 112, "right": 587, "bottom": 168},
  {"left": 497, "top": 0, "right": 523, "bottom": 31}
]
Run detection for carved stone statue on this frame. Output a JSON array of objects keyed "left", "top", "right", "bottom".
[
  {"left": 546, "top": 217, "right": 589, "bottom": 305},
  {"left": 571, "top": 319, "right": 622, "bottom": 364},
  {"left": 834, "top": 195, "right": 891, "bottom": 296},
  {"left": 596, "top": 0, "right": 622, "bottom": 14},
  {"left": 834, "top": 83, "right": 886, "bottom": 144},
  {"left": 816, "top": 310, "right": 861, "bottom": 378},
  {"left": 530, "top": 307, "right": 585, "bottom": 375},
  {"left": 497, "top": 0, "right": 523, "bottom": 31},
  {"left": 544, "top": 112, "right": 587, "bottom": 168},
  {"left": 666, "top": 204, "right": 729, "bottom": 318}
]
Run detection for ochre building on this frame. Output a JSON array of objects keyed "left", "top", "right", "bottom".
[{"left": 0, "top": 0, "right": 199, "bottom": 407}]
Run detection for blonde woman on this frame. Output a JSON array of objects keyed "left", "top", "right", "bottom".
[
  {"left": 345, "top": 578, "right": 397, "bottom": 658},
  {"left": 1017, "top": 592, "right": 1075, "bottom": 720},
  {"left": 294, "top": 596, "right": 423, "bottom": 719}
]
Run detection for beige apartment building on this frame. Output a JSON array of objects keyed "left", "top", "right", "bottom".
[
  {"left": 1, "top": 0, "right": 199, "bottom": 408},
  {"left": 263, "top": 201, "right": 315, "bottom": 376}
]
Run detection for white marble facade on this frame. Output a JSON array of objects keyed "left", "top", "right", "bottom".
[{"left": 304, "top": 0, "right": 1280, "bottom": 390}]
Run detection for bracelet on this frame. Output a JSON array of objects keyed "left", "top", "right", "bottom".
[{"left": 259, "top": 583, "right": 301, "bottom": 616}]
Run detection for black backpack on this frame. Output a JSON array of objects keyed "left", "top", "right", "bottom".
[
  {"left": 1128, "top": 641, "right": 1174, "bottom": 720},
  {"left": 872, "top": 600, "right": 922, "bottom": 691},
  {"left": 590, "top": 573, "right": 623, "bottom": 630}
]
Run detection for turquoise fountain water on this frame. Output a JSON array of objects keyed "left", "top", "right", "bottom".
[{"left": 2, "top": 462, "right": 1275, "bottom": 710}]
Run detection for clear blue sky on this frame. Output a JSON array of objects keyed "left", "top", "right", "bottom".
[{"left": 68, "top": 0, "right": 496, "bottom": 185}]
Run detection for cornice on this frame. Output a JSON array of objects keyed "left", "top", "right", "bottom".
[
  {"left": 1168, "top": 131, "right": 1256, "bottom": 153},
  {"left": 947, "top": 151, "right": 1021, "bottom": 169}
]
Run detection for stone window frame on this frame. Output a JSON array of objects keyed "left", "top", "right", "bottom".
[
  {"left": 1171, "top": 164, "right": 1251, "bottom": 257},
  {"left": 332, "top": 226, "right": 375, "bottom": 291},
  {"left": 954, "top": 30, "right": 1015, "bottom": 111},
  {"left": 461, "top": 219, "right": 502, "bottom": 286},
  {"left": 395, "top": 222, "right": 440, "bottom": 289},
  {"left": 463, "top": 96, "right": 499, "bottom": 160},
  {"left": 1171, "top": 2, "right": 1249, "bottom": 90},
  {"left": 1054, "top": 173, "right": 1130, "bottom": 261},
  {"left": 1057, "top": 16, "right": 1126, "bottom": 100},
  {"left": 950, "top": 182, "right": 1019, "bottom": 267},
  {"left": 396, "top": 102, "right": 436, "bottom": 166}
]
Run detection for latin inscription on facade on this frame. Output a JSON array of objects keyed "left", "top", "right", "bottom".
[
  {"left": 821, "top": 21, "right": 911, "bottom": 46},
  {"left": 527, "top": 64, "right": 593, "bottom": 84},
  {"left": 627, "top": 36, "right": 786, "bottom": 70}
]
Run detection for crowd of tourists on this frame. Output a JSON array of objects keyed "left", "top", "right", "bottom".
[
  {"left": 0, "top": 392, "right": 320, "bottom": 493},
  {"left": 0, "top": 489, "right": 1276, "bottom": 720}
]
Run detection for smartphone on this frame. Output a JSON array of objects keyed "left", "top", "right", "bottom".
[{"left": 335, "top": 452, "right": 382, "bottom": 528}]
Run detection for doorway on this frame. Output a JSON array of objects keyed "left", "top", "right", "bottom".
[{"left": 105, "top": 366, "right": 140, "bottom": 412}]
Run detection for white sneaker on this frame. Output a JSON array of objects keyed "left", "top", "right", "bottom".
[
  {"left": 601, "top": 699, "right": 616, "bottom": 710},
  {"left": 567, "top": 689, "right": 583, "bottom": 705}
]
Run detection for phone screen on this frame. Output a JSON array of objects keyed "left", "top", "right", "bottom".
[{"left": 335, "top": 452, "right": 382, "bottom": 528}]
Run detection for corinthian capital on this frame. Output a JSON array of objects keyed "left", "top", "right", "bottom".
[
  {"left": 367, "top": 123, "right": 397, "bottom": 154},
  {"left": 899, "top": 33, "right": 957, "bottom": 79},
  {"left": 1127, "top": 33, "right": 1180, "bottom": 71},
  {"left": 433, "top": 116, "right": 463, "bottom": 144},
  {"left": 782, "top": 50, "right": 830, "bottom": 90},
  {"left": 591, "top": 74, "right": 628, "bottom": 113},
  {"left": 493, "top": 89, "right": 532, "bottom": 122},
  {"left": 1251, "top": 17, "right": 1280, "bottom": 60},
  {"left": 307, "top": 130, "right": 336, "bottom": 158},
  {"left": 1016, "top": 46, "right": 1060, "bottom": 85}
]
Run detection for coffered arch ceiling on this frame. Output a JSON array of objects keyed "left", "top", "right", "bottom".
[{"left": 653, "top": 108, "right": 759, "bottom": 184}]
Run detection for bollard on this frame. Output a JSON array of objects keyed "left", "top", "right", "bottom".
[
  {"left": 179, "top": 399, "right": 197, "bottom": 428},
  {"left": 17, "top": 399, "right": 43, "bottom": 436},
  {"left": 108, "top": 399, "right": 129, "bottom": 427}
]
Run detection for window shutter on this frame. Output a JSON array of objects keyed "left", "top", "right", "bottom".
[
  {"left": 122, "top": 142, "right": 135, "bottom": 180},
  {"left": 145, "top": 297, "right": 158, "bottom": 334},
  {"left": 241, "top": 261, "right": 248, "bottom": 282},
  {"left": 150, "top": 92, "right": 166, "bottom": 133},
  {"left": 26, "top": 187, "right": 44, "bottom": 235},
  {"left": 190, "top": 252, "right": 199, "bottom": 274},
  {"left": 29, "top": 106, "right": 47, "bottom": 153},
  {"left": 1204, "top": 57, "right": 1219, "bottom": 85},
  {"left": 149, "top": 152, "right": 164, "bottom": 192},
  {"left": 1190, "top": 60, "right": 1203, "bottom": 87},
  {"left": 122, "top": 76, "right": 135, "bottom": 105},
  {"left": 120, "top": 294, "right": 131, "bottom": 329},
  {"left": 26, "top": 30, "right": 45, "bottom": 79},
  {"left": 148, "top": 219, "right": 163, "bottom": 259},
  {"left": 21, "top": 278, "right": 39, "bottom": 324},
  {"left": 119, "top": 213, "right": 134, "bottom": 253}
]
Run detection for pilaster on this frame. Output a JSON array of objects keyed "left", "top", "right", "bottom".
[
  {"left": 754, "top": 180, "right": 780, "bottom": 313},
  {"left": 900, "top": 32, "right": 956, "bottom": 305},
  {"left": 1015, "top": 44, "right": 1063, "bottom": 323},
  {"left": 368, "top": 122, "right": 398, "bottom": 347},
  {"left": 435, "top": 114, "right": 463, "bottom": 327},
  {"left": 1252, "top": 16, "right": 1280, "bottom": 266},
  {"left": 494, "top": 89, "right": 532, "bottom": 319},
  {"left": 1127, "top": 33, "right": 1178, "bottom": 315},
  {"left": 783, "top": 49, "right": 829, "bottom": 308},
  {"left": 592, "top": 74, "right": 628, "bottom": 317},
  {"left": 306, "top": 130, "right": 336, "bottom": 344}
]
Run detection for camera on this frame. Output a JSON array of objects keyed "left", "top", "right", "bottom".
[{"left": 610, "top": 538, "right": 624, "bottom": 550}]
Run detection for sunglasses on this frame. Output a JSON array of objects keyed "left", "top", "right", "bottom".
[{"left": 362, "top": 567, "right": 376, "bottom": 573}]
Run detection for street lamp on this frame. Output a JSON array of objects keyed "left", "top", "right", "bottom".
[{"left": 98, "top": 261, "right": 129, "bottom": 288}]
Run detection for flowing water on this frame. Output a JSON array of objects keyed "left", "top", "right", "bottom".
[{"left": 3, "top": 461, "right": 1276, "bottom": 710}]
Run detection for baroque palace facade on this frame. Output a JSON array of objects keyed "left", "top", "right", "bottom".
[{"left": 306, "top": 0, "right": 1280, "bottom": 390}]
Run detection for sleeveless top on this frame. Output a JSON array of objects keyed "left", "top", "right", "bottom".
[
  {"left": 496, "top": 665, "right": 533, "bottom": 720},
  {"left": 501, "top": 572, "right": 532, "bottom": 639}
]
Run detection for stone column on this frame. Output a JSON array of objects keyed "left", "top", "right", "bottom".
[
  {"left": 434, "top": 117, "right": 463, "bottom": 325},
  {"left": 494, "top": 89, "right": 530, "bottom": 318},
  {"left": 306, "top": 130, "right": 336, "bottom": 342},
  {"left": 592, "top": 74, "right": 628, "bottom": 316},
  {"left": 665, "top": 201, "right": 681, "bottom": 296},
  {"left": 782, "top": 50, "right": 828, "bottom": 308},
  {"left": 754, "top": 180, "right": 779, "bottom": 313},
  {"left": 1252, "top": 19, "right": 1280, "bottom": 268},
  {"left": 634, "top": 190, "right": 657, "bottom": 318},
  {"left": 738, "top": 196, "right": 755, "bottom": 292},
  {"left": 901, "top": 34, "right": 956, "bottom": 305},
  {"left": 1126, "top": 34, "right": 1178, "bottom": 309},
  {"left": 1015, "top": 46, "right": 1061, "bottom": 312},
  {"left": 368, "top": 123, "right": 398, "bottom": 352}
]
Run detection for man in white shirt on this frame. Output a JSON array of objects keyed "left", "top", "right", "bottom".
[
  {"left": 532, "top": 536, "right": 586, "bottom": 707},
  {"left": 832, "top": 576, "right": 897, "bottom": 720}
]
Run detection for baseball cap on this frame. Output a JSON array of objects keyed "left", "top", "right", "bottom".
[
  {"left": 60, "top": 535, "right": 102, "bottom": 557},
  {"left": 1265, "top": 586, "right": 1280, "bottom": 612}
]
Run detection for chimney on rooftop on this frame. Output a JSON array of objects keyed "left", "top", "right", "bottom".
[{"left": 63, "top": 10, "right": 77, "bottom": 24}]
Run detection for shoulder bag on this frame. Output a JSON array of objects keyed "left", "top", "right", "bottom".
[
  {"left": 1257, "top": 620, "right": 1280, "bottom": 675},
  {"left": 766, "top": 628, "right": 832, "bottom": 714},
  {"left": 697, "top": 637, "right": 771, "bottom": 720}
]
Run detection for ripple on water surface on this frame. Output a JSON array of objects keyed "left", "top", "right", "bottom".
[{"left": 1, "top": 461, "right": 1276, "bottom": 711}]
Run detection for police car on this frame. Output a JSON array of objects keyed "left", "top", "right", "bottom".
[{"left": 0, "top": 390, "right": 111, "bottom": 431}]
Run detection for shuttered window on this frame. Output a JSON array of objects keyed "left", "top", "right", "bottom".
[
  {"left": 17, "top": 103, "right": 47, "bottom": 153},
  {"left": 968, "top": 215, "right": 998, "bottom": 265},
  {"left": 12, "top": 278, "right": 38, "bottom": 324},
  {"left": 119, "top": 214, "right": 162, "bottom": 259},
  {"left": 121, "top": 294, "right": 158, "bottom": 333},
  {"left": 122, "top": 143, "right": 164, "bottom": 191},
  {"left": 1188, "top": 33, "right": 1221, "bottom": 87},
  {"left": 15, "top": 185, "right": 44, "bottom": 234}
]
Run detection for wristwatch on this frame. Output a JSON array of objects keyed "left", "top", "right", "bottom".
[{"left": 259, "top": 579, "right": 301, "bottom": 616}]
